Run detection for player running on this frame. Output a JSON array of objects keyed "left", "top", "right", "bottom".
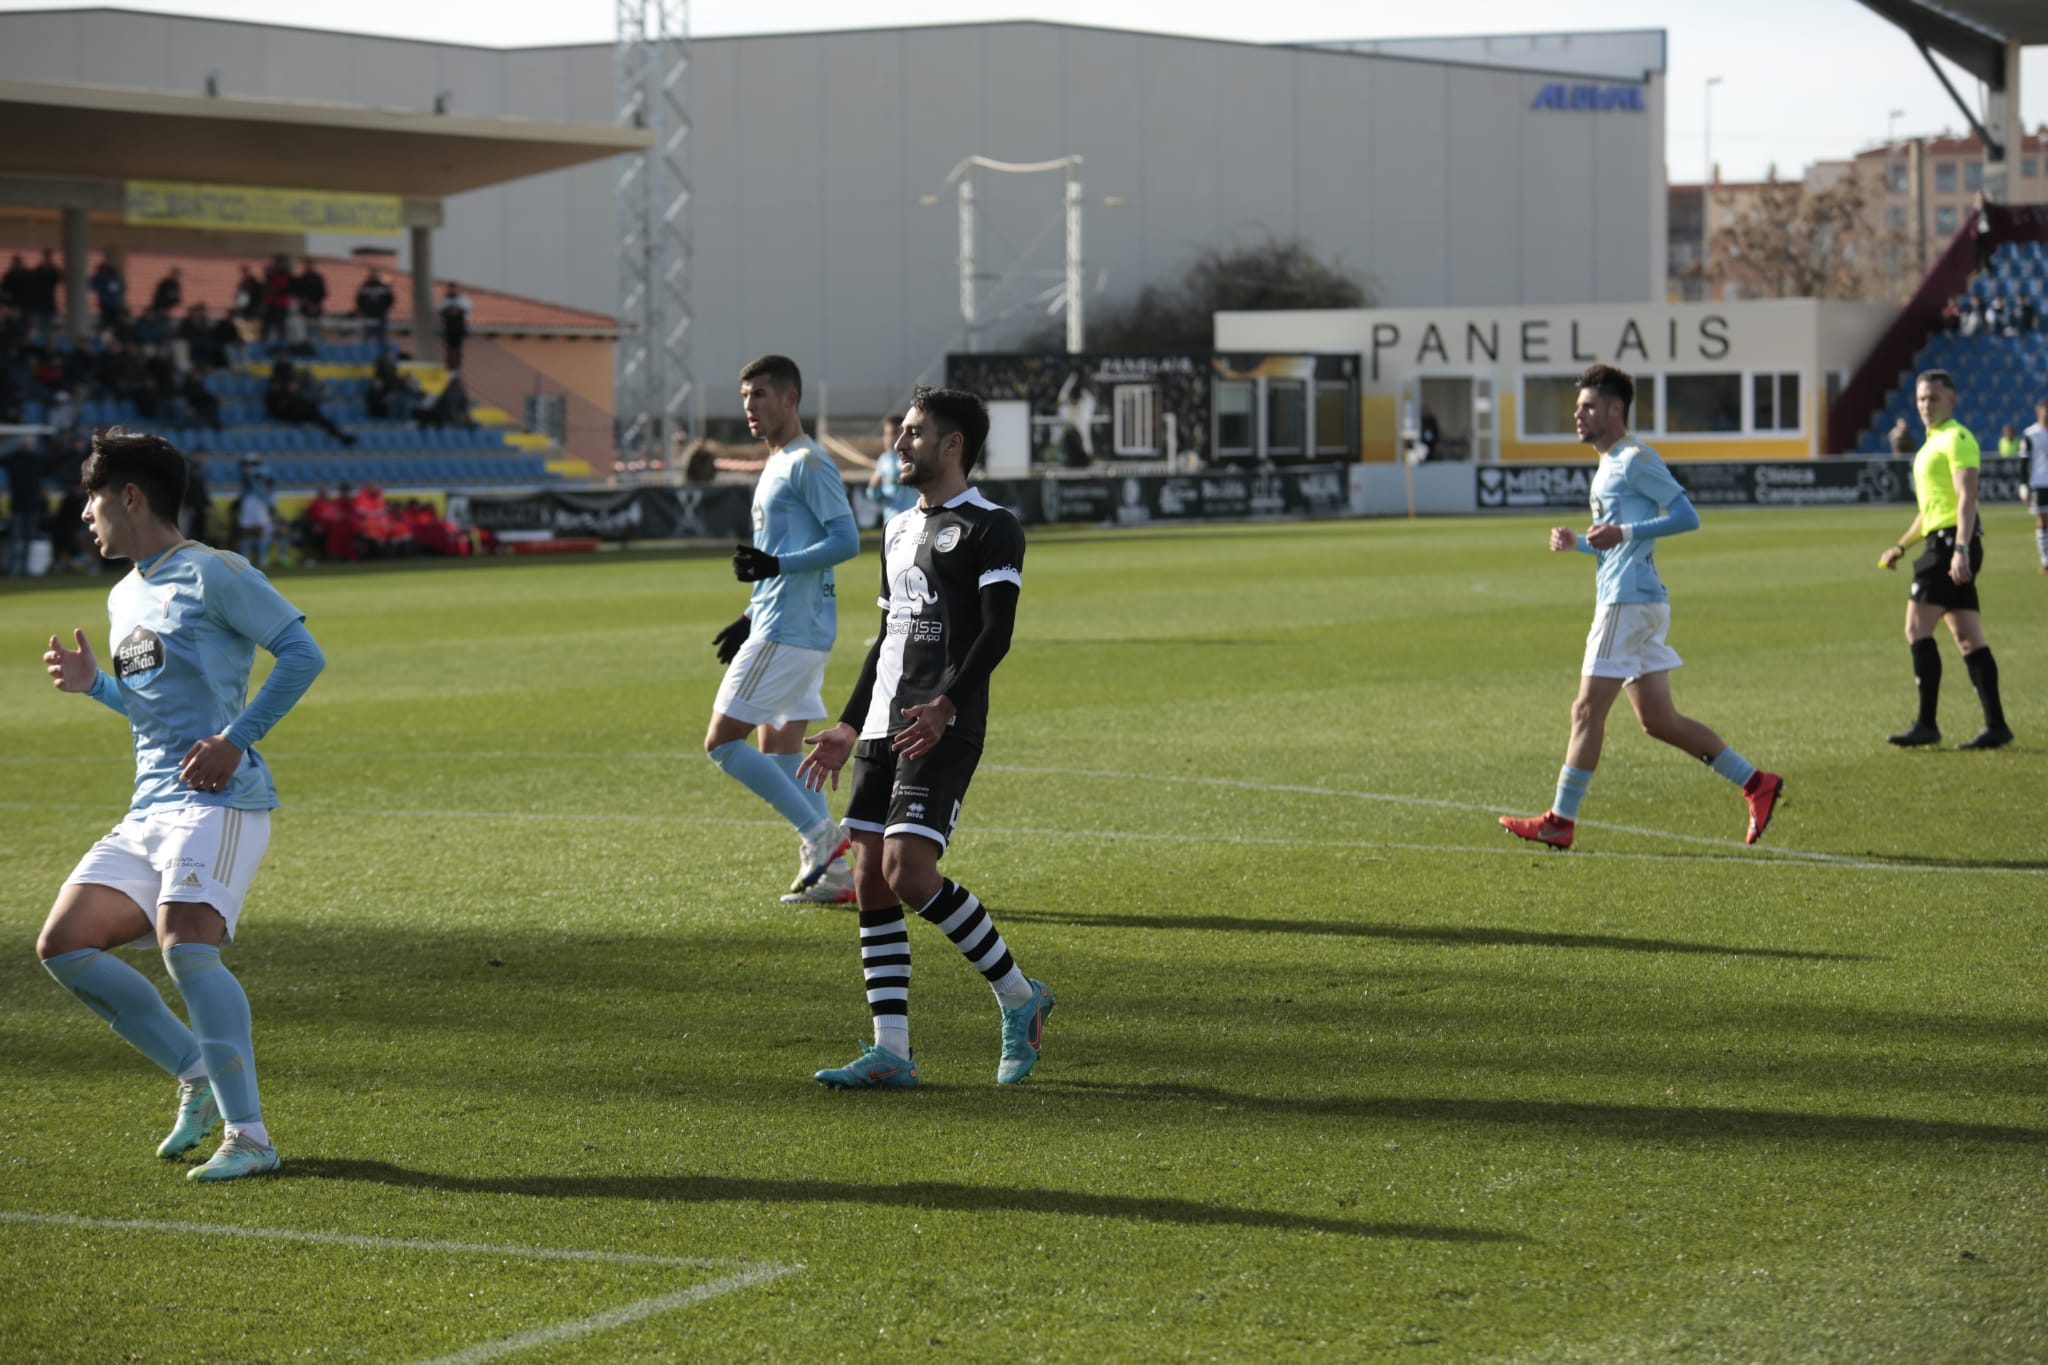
[
  {"left": 705, "top": 355, "right": 862, "bottom": 904},
  {"left": 37, "top": 429, "right": 325, "bottom": 1181},
  {"left": 798, "top": 385, "right": 1054, "bottom": 1087},
  {"left": 1500, "top": 364, "right": 1782, "bottom": 851}
]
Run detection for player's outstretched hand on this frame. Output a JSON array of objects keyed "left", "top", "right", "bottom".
[
  {"left": 178, "top": 734, "right": 244, "bottom": 793},
  {"left": 712, "top": 614, "right": 750, "bottom": 665},
  {"left": 892, "top": 697, "right": 956, "bottom": 760},
  {"left": 45, "top": 630, "right": 98, "bottom": 692},
  {"left": 731, "top": 543, "right": 781, "bottom": 582},
  {"left": 1548, "top": 526, "right": 1577, "bottom": 552},
  {"left": 798, "top": 721, "right": 857, "bottom": 792}
]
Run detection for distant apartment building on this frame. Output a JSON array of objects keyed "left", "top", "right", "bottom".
[{"left": 1670, "top": 127, "right": 2048, "bottom": 304}]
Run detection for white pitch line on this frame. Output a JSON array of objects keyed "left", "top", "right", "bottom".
[
  {"left": 4, "top": 759, "right": 2038, "bottom": 878},
  {"left": 0, "top": 1210, "right": 798, "bottom": 1362}
]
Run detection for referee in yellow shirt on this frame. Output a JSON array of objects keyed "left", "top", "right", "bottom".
[{"left": 1878, "top": 369, "right": 2013, "bottom": 749}]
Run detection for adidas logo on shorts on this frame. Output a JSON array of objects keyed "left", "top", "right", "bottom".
[{"left": 177, "top": 873, "right": 203, "bottom": 889}]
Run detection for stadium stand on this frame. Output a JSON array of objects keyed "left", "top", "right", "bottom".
[{"left": 1836, "top": 206, "right": 2048, "bottom": 454}]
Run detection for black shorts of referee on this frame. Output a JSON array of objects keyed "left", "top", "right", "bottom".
[{"left": 1908, "top": 528, "right": 1984, "bottom": 613}]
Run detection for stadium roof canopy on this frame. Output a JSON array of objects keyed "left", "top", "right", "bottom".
[
  {"left": 0, "top": 77, "right": 649, "bottom": 199},
  {"left": 1852, "top": 1, "right": 2048, "bottom": 87}
]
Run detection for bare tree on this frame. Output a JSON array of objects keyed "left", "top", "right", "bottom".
[
  {"left": 1709, "top": 166, "right": 1906, "bottom": 301},
  {"left": 1025, "top": 235, "right": 1374, "bottom": 350}
]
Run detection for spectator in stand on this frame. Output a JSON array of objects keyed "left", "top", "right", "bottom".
[
  {"left": 236, "top": 460, "right": 277, "bottom": 567},
  {"left": 232, "top": 265, "right": 263, "bottom": 328},
  {"left": 1971, "top": 192, "right": 1996, "bottom": 274},
  {"left": 294, "top": 258, "right": 327, "bottom": 344},
  {"left": 6, "top": 437, "right": 47, "bottom": 576},
  {"left": 438, "top": 282, "right": 471, "bottom": 372},
  {"left": 1888, "top": 416, "right": 1914, "bottom": 456},
  {"left": 1985, "top": 294, "right": 2010, "bottom": 335},
  {"left": 260, "top": 255, "right": 295, "bottom": 346},
  {"left": 366, "top": 349, "right": 415, "bottom": 419},
  {"left": 181, "top": 454, "right": 213, "bottom": 542},
  {"left": 355, "top": 268, "right": 395, "bottom": 352},
  {"left": 25, "top": 249, "right": 61, "bottom": 339},
  {"left": 208, "top": 308, "right": 244, "bottom": 369},
  {"left": 2016, "top": 295, "right": 2039, "bottom": 334},
  {"left": 88, "top": 254, "right": 127, "bottom": 326},
  {"left": 415, "top": 370, "right": 474, "bottom": 430},
  {"left": 0, "top": 254, "right": 30, "bottom": 314},
  {"left": 1940, "top": 296, "right": 1961, "bottom": 333},
  {"left": 148, "top": 267, "right": 182, "bottom": 319},
  {"left": 178, "top": 304, "right": 225, "bottom": 370},
  {"left": 179, "top": 369, "right": 221, "bottom": 430},
  {"left": 264, "top": 359, "right": 358, "bottom": 446},
  {"left": 1958, "top": 295, "right": 1983, "bottom": 337}
]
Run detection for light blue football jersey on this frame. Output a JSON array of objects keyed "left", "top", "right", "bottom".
[
  {"left": 1587, "top": 440, "right": 1688, "bottom": 605},
  {"left": 749, "top": 435, "right": 856, "bottom": 650},
  {"left": 107, "top": 542, "right": 305, "bottom": 812}
]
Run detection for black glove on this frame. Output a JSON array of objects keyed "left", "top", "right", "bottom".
[
  {"left": 712, "top": 614, "right": 751, "bottom": 665},
  {"left": 732, "top": 543, "right": 781, "bottom": 582}
]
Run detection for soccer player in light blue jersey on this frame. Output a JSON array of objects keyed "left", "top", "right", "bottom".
[
  {"left": 37, "top": 429, "right": 325, "bottom": 1181},
  {"left": 1500, "top": 365, "right": 1782, "bottom": 851},
  {"left": 706, "top": 355, "right": 861, "bottom": 903}
]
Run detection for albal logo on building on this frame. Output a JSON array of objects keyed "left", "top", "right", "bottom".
[{"left": 1531, "top": 84, "right": 1646, "bottom": 113}]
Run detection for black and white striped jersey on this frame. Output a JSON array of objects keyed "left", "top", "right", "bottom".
[{"left": 860, "top": 487, "right": 1024, "bottom": 747}]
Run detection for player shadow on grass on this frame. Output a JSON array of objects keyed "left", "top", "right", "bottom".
[
  {"left": 1046, "top": 1081, "right": 2048, "bottom": 1147},
  {"left": 987, "top": 909, "right": 1873, "bottom": 961},
  {"left": 282, "top": 1158, "right": 1515, "bottom": 1244}
]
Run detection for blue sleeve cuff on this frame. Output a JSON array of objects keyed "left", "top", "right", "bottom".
[
  {"left": 87, "top": 669, "right": 129, "bottom": 715},
  {"left": 223, "top": 620, "right": 325, "bottom": 751},
  {"left": 775, "top": 514, "right": 860, "bottom": 575}
]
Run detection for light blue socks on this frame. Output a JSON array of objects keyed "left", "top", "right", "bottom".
[
  {"left": 1553, "top": 765, "right": 1594, "bottom": 820},
  {"left": 1707, "top": 746, "right": 1757, "bottom": 789},
  {"left": 43, "top": 947, "right": 201, "bottom": 1078},
  {"left": 770, "top": 750, "right": 831, "bottom": 828},
  {"left": 710, "top": 739, "right": 823, "bottom": 833},
  {"left": 162, "top": 943, "right": 263, "bottom": 1132}
]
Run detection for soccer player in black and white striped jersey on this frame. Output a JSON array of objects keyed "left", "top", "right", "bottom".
[{"left": 798, "top": 386, "right": 1054, "bottom": 1087}]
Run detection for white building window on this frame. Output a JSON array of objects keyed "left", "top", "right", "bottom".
[
  {"left": 1215, "top": 380, "right": 1255, "bottom": 455},
  {"left": 1113, "top": 384, "right": 1158, "bottom": 455},
  {"left": 1752, "top": 372, "right": 1801, "bottom": 432}
]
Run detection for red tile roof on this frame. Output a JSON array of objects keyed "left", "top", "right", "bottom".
[{"left": 0, "top": 243, "right": 617, "bottom": 331}]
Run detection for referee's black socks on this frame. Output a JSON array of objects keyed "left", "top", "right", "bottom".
[
  {"left": 1910, "top": 637, "right": 1942, "bottom": 728},
  {"left": 1963, "top": 647, "right": 2007, "bottom": 730}
]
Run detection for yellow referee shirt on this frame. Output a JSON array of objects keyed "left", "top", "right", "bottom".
[{"left": 1913, "top": 419, "right": 1979, "bottom": 532}]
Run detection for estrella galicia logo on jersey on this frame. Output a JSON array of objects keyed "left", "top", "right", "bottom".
[
  {"left": 891, "top": 566, "right": 940, "bottom": 616},
  {"left": 933, "top": 525, "right": 962, "bottom": 554},
  {"left": 114, "top": 624, "right": 165, "bottom": 685}
]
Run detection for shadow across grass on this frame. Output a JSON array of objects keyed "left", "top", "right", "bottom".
[
  {"left": 991, "top": 908, "right": 1871, "bottom": 961},
  {"left": 285, "top": 1157, "right": 1514, "bottom": 1244},
  {"left": 1047, "top": 1080, "right": 2048, "bottom": 1147}
]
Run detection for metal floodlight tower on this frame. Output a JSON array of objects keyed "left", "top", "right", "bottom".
[
  {"left": 615, "top": 0, "right": 692, "bottom": 468},
  {"left": 945, "top": 155, "right": 1085, "bottom": 354}
]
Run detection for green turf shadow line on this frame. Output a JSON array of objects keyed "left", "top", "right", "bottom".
[
  {"left": 989, "top": 909, "right": 1872, "bottom": 961},
  {"left": 1052, "top": 1081, "right": 2048, "bottom": 1146},
  {"left": 283, "top": 1157, "right": 1515, "bottom": 1244}
]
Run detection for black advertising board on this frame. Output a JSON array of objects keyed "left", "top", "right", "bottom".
[{"left": 1474, "top": 459, "right": 2027, "bottom": 512}]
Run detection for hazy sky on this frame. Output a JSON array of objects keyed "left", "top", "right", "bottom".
[{"left": 4, "top": 0, "right": 2044, "bottom": 183}]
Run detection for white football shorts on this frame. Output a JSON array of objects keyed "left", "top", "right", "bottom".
[
  {"left": 713, "top": 634, "right": 830, "bottom": 728},
  {"left": 1581, "top": 602, "right": 1684, "bottom": 681},
  {"left": 66, "top": 805, "right": 272, "bottom": 946}
]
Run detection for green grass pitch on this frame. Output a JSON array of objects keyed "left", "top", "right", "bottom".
[{"left": 1, "top": 508, "right": 2043, "bottom": 1362}]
